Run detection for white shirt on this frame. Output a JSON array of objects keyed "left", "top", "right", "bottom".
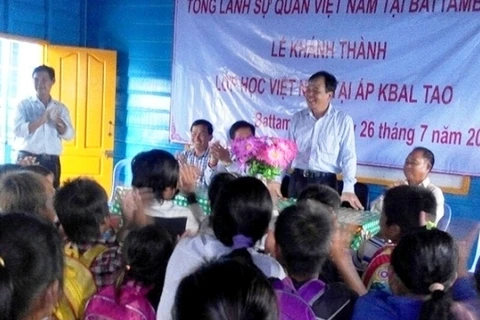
[
  {"left": 13, "top": 96, "right": 74, "bottom": 155},
  {"left": 288, "top": 105, "right": 357, "bottom": 193},
  {"left": 146, "top": 200, "right": 199, "bottom": 231},
  {"left": 157, "top": 231, "right": 286, "bottom": 320},
  {"left": 370, "top": 177, "right": 445, "bottom": 223}
]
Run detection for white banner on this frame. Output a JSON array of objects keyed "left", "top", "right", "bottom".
[{"left": 170, "top": 0, "right": 480, "bottom": 175}]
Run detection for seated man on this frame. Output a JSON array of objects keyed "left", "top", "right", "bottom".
[
  {"left": 178, "top": 119, "right": 213, "bottom": 188},
  {"left": 205, "top": 120, "right": 282, "bottom": 197},
  {"left": 370, "top": 146, "right": 444, "bottom": 224},
  {"left": 205, "top": 120, "right": 255, "bottom": 179}
]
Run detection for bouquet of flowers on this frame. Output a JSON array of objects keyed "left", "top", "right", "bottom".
[{"left": 231, "top": 136, "right": 297, "bottom": 180}]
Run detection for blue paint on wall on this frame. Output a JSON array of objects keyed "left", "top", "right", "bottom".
[
  {"left": 86, "top": 0, "right": 183, "bottom": 164},
  {"left": 0, "top": 0, "right": 85, "bottom": 46}
]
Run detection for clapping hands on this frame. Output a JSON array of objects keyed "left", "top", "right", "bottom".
[{"left": 178, "top": 162, "right": 200, "bottom": 194}]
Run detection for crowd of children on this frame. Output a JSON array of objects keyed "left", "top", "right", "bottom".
[{"left": 0, "top": 147, "right": 479, "bottom": 320}]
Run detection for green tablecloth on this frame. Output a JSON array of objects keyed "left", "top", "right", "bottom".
[{"left": 111, "top": 187, "right": 380, "bottom": 250}]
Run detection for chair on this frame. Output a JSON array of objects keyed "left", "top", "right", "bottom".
[
  {"left": 436, "top": 203, "right": 452, "bottom": 231},
  {"left": 337, "top": 181, "right": 369, "bottom": 210},
  {"left": 109, "top": 158, "right": 133, "bottom": 204}
]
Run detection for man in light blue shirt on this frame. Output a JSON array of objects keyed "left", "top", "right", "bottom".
[
  {"left": 13, "top": 65, "right": 74, "bottom": 188},
  {"left": 288, "top": 71, "right": 363, "bottom": 210}
]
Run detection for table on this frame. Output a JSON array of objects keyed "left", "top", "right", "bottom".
[{"left": 110, "top": 187, "right": 380, "bottom": 250}]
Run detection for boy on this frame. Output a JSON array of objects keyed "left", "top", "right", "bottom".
[
  {"left": 361, "top": 185, "right": 436, "bottom": 290},
  {"left": 55, "top": 177, "right": 123, "bottom": 288},
  {"left": 273, "top": 200, "right": 359, "bottom": 319}
]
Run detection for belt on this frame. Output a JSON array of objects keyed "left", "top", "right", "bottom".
[
  {"left": 18, "top": 151, "right": 59, "bottom": 160},
  {"left": 294, "top": 168, "right": 335, "bottom": 178}
]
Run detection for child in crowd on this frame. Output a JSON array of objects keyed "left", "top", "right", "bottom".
[
  {"left": 360, "top": 185, "right": 437, "bottom": 290},
  {"left": 265, "top": 184, "right": 344, "bottom": 283},
  {"left": 130, "top": 149, "right": 199, "bottom": 233},
  {"left": 189, "top": 172, "right": 238, "bottom": 232},
  {"left": 174, "top": 249, "right": 278, "bottom": 320},
  {"left": 297, "top": 184, "right": 343, "bottom": 283},
  {"left": 84, "top": 225, "right": 175, "bottom": 319},
  {"left": 272, "top": 200, "right": 358, "bottom": 319},
  {"left": 157, "top": 176, "right": 286, "bottom": 320},
  {"left": 0, "top": 171, "right": 56, "bottom": 223},
  {"left": 0, "top": 213, "right": 63, "bottom": 320},
  {"left": 54, "top": 177, "right": 124, "bottom": 288},
  {"left": 353, "top": 229, "right": 477, "bottom": 319}
]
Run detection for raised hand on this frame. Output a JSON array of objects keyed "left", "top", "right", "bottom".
[
  {"left": 210, "top": 141, "right": 231, "bottom": 164},
  {"left": 179, "top": 163, "right": 199, "bottom": 194}
]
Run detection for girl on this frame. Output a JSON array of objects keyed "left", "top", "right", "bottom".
[
  {"left": 130, "top": 149, "right": 199, "bottom": 233},
  {"left": 353, "top": 228, "right": 476, "bottom": 320},
  {"left": 157, "top": 176, "right": 286, "bottom": 320},
  {"left": 174, "top": 249, "right": 278, "bottom": 320},
  {"left": 0, "top": 212, "right": 63, "bottom": 320},
  {"left": 84, "top": 224, "right": 175, "bottom": 319}
]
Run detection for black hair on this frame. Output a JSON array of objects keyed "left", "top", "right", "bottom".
[
  {"left": 22, "top": 165, "right": 53, "bottom": 177},
  {"left": 275, "top": 200, "right": 333, "bottom": 277},
  {"left": 211, "top": 177, "right": 272, "bottom": 246},
  {"left": 32, "top": 65, "right": 55, "bottom": 80},
  {"left": 54, "top": 177, "right": 109, "bottom": 244},
  {"left": 208, "top": 172, "right": 238, "bottom": 209},
  {"left": 190, "top": 119, "right": 213, "bottom": 135},
  {"left": 0, "top": 164, "right": 22, "bottom": 178},
  {"left": 115, "top": 225, "right": 175, "bottom": 307},
  {"left": 228, "top": 120, "right": 255, "bottom": 140},
  {"left": 297, "top": 184, "right": 341, "bottom": 213},
  {"left": 131, "top": 149, "right": 179, "bottom": 201},
  {"left": 383, "top": 185, "right": 437, "bottom": 238},
  {"left": 411, "top": 146, "right": 435, "bottom": 170},
  {"left": 391, "top": 229, "right": 458, "bottom": 320},
  {"left": 308, "top": 71, "right": 338, "bottom": 93},
  {"left": 173, "top": 249, "right": 278, "bottom": 320},
  {"left": 0, "top": 171, "right": 48, "bottom": 215},
  {"left": 0, "top": 213, "right": 63, "bottom": 320}
]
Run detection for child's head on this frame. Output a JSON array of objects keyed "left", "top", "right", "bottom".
[
  {"left": 54, "top": 177, "right": 110, "bottom": 243},
  {"left": 174, "top": 250, "right": 278, "bottom": 320},
  {"left": 274, "top": 200, "right": 333, "bottom": 279},
  {"left": 131, "top": 149, "right": 179, "bottom": 201},
  {"left": 22, "top": 165, "right": 55, "bottom": 187},
  {"left": 381, "top": 185, "right": 436, "bottom": 242},
  {"left": 0, "top": 171, "right": 56, "bottom": 222},
  {"left": 298, "top": 184, "right": 341, "bottom": 213},
  {"left": 0, "top": 213, "right": 63, "bottom": 320},
  {"left": 390, "top": 228, "right": 457, "bottom": 320},
  {"left": 120, "top": 225, "right": 175, "bottom": 306},
  {"left": 207, "top": 172, "right": 238, "bottom": 209},
  {"left": 211, "top": 176, "right": 272, "bottom": 247}
]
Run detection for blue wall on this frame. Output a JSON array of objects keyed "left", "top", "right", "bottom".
[
  {"left": 0, "top": 0, "right": 86, "bottom": 46},
  {"left": 2, "top": 0, "right": 478, "bottom": 221},
  {"left": 86, "top": 0, "right": 183, "bottom": 164}
]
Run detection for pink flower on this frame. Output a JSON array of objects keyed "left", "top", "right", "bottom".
[
  {"left": 231, "top": 135, "right": 297, "bottom": 179},
  {"left": 231, "top": 136, "right": 263, "bottom": 165}
]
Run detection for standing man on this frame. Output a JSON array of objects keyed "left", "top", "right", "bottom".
[
  {"left": 13, "top": 65, "right": 74, "bottom": 188},
  {"left": 288, "top": 71, "right": 363, "bottom": 209},
  {"left": 178, "top": 119, "right": 213, "bottom": 188}
]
